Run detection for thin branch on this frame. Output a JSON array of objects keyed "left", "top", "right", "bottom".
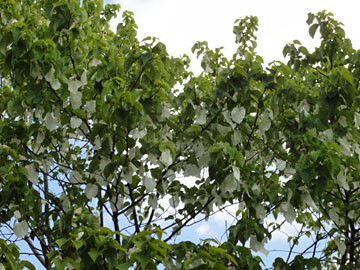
[
  {"left": 164, "top": 197, "right": 214, "bottom": 242},
  {"left": 315, "top": 67, "right": 329, "bottom": 79},
  {"left": 128, "top": 184, "right": 140, "bottom": 234},
  {"left": 66, "top": 34, "right": 79, "bottom": 77},
  {"left": 245, "top": 88, "right": 268, "bottom": 150},
  {"left": 286, "top": 224, "right": 304, "bottom": 264},
  {"left": 24, "top": 236, "right": 47, "bottom": 268}
]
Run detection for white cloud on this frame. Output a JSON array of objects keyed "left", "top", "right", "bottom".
[
  {"left": 265, "top": 215, "right": 303, "bottom": 242},
  {"left": 196, "top": 223, "right": 214, "bottom": 237},
  {"left": 212, "top": 203, "right": 239, "bottom": 226}
]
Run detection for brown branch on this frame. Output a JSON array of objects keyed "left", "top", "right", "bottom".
[{"left": 24, "top": 236, "right": 47, "bottom": 268}]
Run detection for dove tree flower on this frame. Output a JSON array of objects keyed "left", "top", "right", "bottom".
[{"left": 0, "top": 0, "right": 359, "bottom": 269}]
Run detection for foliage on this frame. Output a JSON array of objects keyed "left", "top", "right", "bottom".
[{"left": 0, "top": 0, "right": 360, "bottom": 269}]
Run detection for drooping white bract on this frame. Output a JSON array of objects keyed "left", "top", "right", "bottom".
[
  {"left": 26, "top": 164, "right": 39, "bottom": 185},
  {"left": 220, "top": 174, "right": 237, "bottom": 194},
  {"left": 143, "top": 176, "right": 156, "bottom": 192},
  {"left": 45, "top": 66, "right": 61, "bottom": 90},
  {"left": 231, "top": 107, "right": 246, "bottom": 124},
  {"left": 86, "top": 100, "right": 96, "bottom": 114},
  {"left": 85, "top": 183, "right": 98, "bottom": 200},
  {"left": 196, "top": 107, "right": 207, "bottom": 125},
  {"left": 68, "top": 79, "right": 83, "bottom": 110},
  {"left": 45, "top": 112, "right": 59, "bottom": 131},
  {"left": 13, "top": 221, "right": 28, "bottom": 238},
  {"left": 160, "top": 149, "right": 172, "bottom": 167},
  {"left": 70, "top": 116, "right": 82, "bottom": 129}
]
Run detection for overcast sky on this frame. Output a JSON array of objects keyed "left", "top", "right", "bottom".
[{"left": 110, "top": 0, "right": 360, "bottom": 68}]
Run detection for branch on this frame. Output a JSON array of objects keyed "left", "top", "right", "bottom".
[
  {"left": 163, "top": 196, "right": 214, "bottom": 242},
  {"left": 245, "top": 88, "right": 268, "bottom": 150},
  {"left": 66, "top": 34, "right": 79, "bottom": 77},
  {"left": 24, "top": 236, "right": 47, "bottom": 268},
  {"left": 128, "top": 184, "right": 140, "bottom": 234},
  {"left": 286, "top": 224, "right": 304, "bottom": 264},
  {"left": 315, "top": 67, "right": 329, "bottom": 79},
  {"left": 129, "top": 65, "right": 145, "bottom": 91}
]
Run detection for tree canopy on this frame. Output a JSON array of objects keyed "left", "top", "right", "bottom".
[{"left": 1, "top": 0, "right": 360, "bottom": 269}]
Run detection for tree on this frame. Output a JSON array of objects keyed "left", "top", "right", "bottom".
[{"left": 0, "top": 0, "right": 359, "bottom": 268}]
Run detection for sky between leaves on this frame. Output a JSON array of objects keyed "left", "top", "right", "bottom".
[{"left": 103, "top": 0, "right": 360, "bottom": 266}]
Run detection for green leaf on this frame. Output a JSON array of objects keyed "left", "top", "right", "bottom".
[
  {"left": 104, "top": 162, "right": 117, "bottom": 179},
  {"left": 20, "top": 260, "right": 35, "bottom": 270},
  {"left": 88, "top": 249, "right": 100, "bottom": 262},
  {"left": 225, "top": 254, "right": 238, "bottom": 267},
  {"left": 309, "top": 23, "right": 319, "bottom": 38},
  {"left": 71, "top": 239, "right": 85, "bottom": 250},
  {"left": 306, "top": 13, "right": 315, "bottom": 25},
  {"left": 116, "top": 262, "right": 134, "bottom": 270},
  {"left": 133, "top": 253, "right": 151, "bottom": 268},
  {"left": 53, "top": 257, "right": 69, "bottom": 270}
]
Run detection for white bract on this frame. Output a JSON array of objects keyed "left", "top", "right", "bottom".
[
  {"left": 258, "top": 109, "right": 273, "bottom": 134},
  {"left": 231, "top": 130, "right": 242, "bottom": 145},
  {"left": 13, "top": 221, "right": 28, "bottom": 238},
  {"left": 70, "top": 116, "right": 82, "bottom": 129},
  {"left": 232, "top": 165, "right": 240, "bottom": 181},
  {"left": 70, "top": 171, "right": 82, "bottom": 184},
  {"left": 14, "top": 210, "right": 21, "bottom": 220},
  {"left": 337, "top": 168, "right": 350, "bottom": 190},
  {"left": 169, "top": 196, "right": 180, "bottom": 208},
  {"left": 148, "top": 194, "right": 158, "bottom": 209},
  {"left": 255, "top": 204, "right": 266, "bottom": 220},
  {"left": 216, "top": 124, "right": 230, "bottom": 136},
  {"left": 93, "top": 135, "right": 101, "bottom": 150},
  {"left": 222, "top": 111, "right": 235, "bottom": 128},
  {"left": 26, "top": 164, "right": 39, "bottom": 184},
  {"left": 338, "top": 137, "right": 352, "bottom": 156},
  {"left": 334, "top": 237, "right": 346, "bottom": 256},
  {"left": 86, "top": 100, "right": 96, "bottom": 114},
  {"left": 354, "top": 112, "right": 360, "bottom": 127},
  {"left": 45, "top": 112, "right": 59, "bottom": 131},
  {"left": 250, "top": 235, "right": 269, "bottom": 256},
  {"left": 231, "top": 107, "right": 246, "bottom": 124},
  {"left": 68, "top": 79, "right": 82, "bottom": 93},
  {"left": 280, "top": 201, "right": 296, "bottom": 223},
  {"left": 144, "top": 177, "right": 156, "bottom": 192},
  {"left": 70, "top": 91, "right": 82, "bottom": 110},
  {"left": 275, "top": 159, "right": 286, "bottom": 171},
  {"left": 196, "top": 107, "right": 207, "bottom": 125},
  {"left": 220, "top": 174, "right": 237, "bottom": 194},
  {"left": 160, "top": 149, "right": 172, "bottom": 167},
  {"left": 339, "top": 116, "right": 347, "bottom": 127},
  {"left": 161, "top": 102, "right": 170, "bottom": 119},
  {"left": 81, "top": 70, "right": 88, "bottom": 85},
  {"left": 183, "top": 164, "right": 201, "bottom": 179},
  {"left": 45, "top": 66, "right": 61, "bottom": 90},
  {"left": 85, "top": 184, "right": 98, "bottom": 200}
]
